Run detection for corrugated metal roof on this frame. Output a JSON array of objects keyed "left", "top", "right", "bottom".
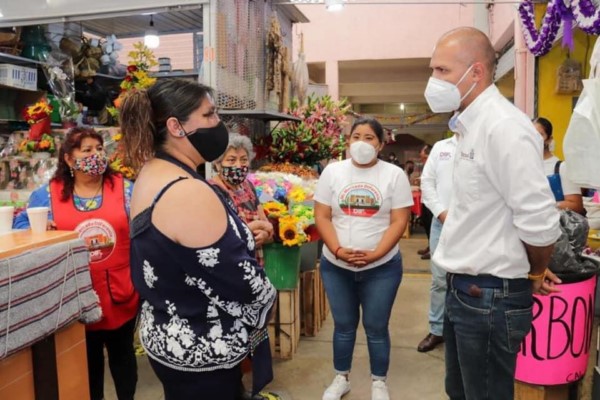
[{"left": 81, "top": 8, "right": 203, "bottom": 38}]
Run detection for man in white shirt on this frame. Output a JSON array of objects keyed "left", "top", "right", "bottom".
[
  {"left": 417, "top": 134, "right": 457, "bottom": 353},
  {"left": 424, "top": 27, "right": 561, "bottom": 400}
]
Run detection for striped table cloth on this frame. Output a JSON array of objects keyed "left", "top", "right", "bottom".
[{"left": 0, "top": 238, "right": 102, "bottom": 359}]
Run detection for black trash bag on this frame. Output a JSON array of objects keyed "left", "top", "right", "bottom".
[{"left": 549, "top": 209, "right": 600, "bottom": 282}]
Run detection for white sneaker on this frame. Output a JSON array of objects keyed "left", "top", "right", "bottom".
[
  {"left": 322, "top": 375, "right": 351, "bottom": 400},
  {"left": 371, "top": 380, "right": 390, "bottom": 400}
]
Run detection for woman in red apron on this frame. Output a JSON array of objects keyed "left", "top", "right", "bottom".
[{"left": 17, "top": 127, "right": 139, "bottom": 400}]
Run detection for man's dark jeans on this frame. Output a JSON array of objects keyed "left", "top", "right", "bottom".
[{"left": 444, "top": 274, "right": 533, "bottom": 400}]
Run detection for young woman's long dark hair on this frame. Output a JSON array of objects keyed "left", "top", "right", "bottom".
[
  {"left": 54, "top": 127, "right": 115, "bottom": 201},
  {"left": 120, "top": 79, "right": 214, "bottom": 172}
]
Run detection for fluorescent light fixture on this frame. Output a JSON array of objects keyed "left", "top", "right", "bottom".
[
  {"left": 325, "top": 0, "right": 345, "bottom": 11},
  {"left": 144, "top": 15, "right": 159, "bottom": 49}
]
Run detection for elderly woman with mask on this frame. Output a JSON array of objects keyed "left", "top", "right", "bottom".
[{"left": 210, "top": 132, "right": 274, "bottom": 266}]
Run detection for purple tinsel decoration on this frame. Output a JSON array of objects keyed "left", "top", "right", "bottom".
[
  {"left": 518, "top": 0, "right": 562, "bottom": 56},
  {"left": 557, "top": 0, "right": 575, "bottom": 51},
  {"left": 572, "top": 0, "right": 600, "bottom": 35}
]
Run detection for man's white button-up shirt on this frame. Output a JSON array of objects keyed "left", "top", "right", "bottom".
[
  {"left": 432, "top": 85, "right": 561, "bottom": 279},
  {"left": 421, "top": 135, "right": 457, "bottom": 218}
]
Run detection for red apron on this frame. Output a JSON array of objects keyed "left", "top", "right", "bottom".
[{"left": 50, "top": 175, "right": 138, "bottom": 331}]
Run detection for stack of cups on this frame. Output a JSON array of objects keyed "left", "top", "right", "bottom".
[
  {"left": 0, "top": 206, "right": 14, "bottom": 234},
  {"left": 27, "top": 207, "right": 49, "bottom": 233}
]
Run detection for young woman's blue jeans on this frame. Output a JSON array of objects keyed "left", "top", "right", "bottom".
[{"left": 320, "top": 253, "right": 403, "bottom": 379}]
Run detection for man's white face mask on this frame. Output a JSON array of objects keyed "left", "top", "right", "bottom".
[{"left": 424, "top": 65, "right": 477, "bottom": 113}]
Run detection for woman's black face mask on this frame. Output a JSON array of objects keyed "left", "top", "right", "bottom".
[{"left": 179, "top": 120, "right": 229, "bottom": 162}]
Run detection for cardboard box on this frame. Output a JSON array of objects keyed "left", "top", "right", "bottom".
[{"left": 0, "top": 64, "right": 37, "bottom": 91}]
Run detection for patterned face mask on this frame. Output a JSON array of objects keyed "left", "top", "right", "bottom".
[
  {"left": 220, "top": 165, "right": 249, "bottom": 186},
  {"left": 72, "top": 153, "right": 108, "bottom": 176}
]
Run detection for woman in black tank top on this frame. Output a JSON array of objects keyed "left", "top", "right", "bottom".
[{"left": 120, "top": 80, "right": 277, "bottom": 400}]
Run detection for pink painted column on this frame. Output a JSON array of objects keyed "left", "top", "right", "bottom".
[
  {"left": 513, "top": 20, "right": 536, "bottom": 117},
  {"left": 325, "top": 60, "right": 339, "bottom": 101}
]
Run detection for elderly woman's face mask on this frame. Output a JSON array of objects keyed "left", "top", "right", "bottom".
[
  {"left": 220, "top": 147, "right": 250, "bottom": 186},
  {"left": 221, "top": 165, "right": 249, "bottom": 186}
]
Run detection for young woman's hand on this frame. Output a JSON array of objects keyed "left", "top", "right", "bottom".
[{"left": 348, "top": 250, "right": 380, "bottom": 267}]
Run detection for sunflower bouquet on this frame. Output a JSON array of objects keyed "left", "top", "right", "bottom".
[
  {"left": 22, "top": 100, "right": 54, "bottom": 142},
  {"left": 22, "top": 100, "right": 53, "bottom": 125},
  {"left": 249, "top": 171, "right": 317, "bottom": 247}
]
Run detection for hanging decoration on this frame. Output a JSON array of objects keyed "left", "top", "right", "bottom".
[
  {"left": 292, "top": 32, "right": 309, "bottom": 105},
  {"left": 518, "top": 0, "right": 600, "bottom": 57}
]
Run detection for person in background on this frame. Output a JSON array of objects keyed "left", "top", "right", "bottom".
[
  {"left": 13, "top": 127, "right": 138, "bottom": 400},
  {"left": 425, "top": 27, "right": 561, "bottom": 399},
  {"left": 404, "top": 160, "right": 415, "bottom": 182},
  {"left": 417, "top": 134, "right": 457, "bottom": 353},
  {"left": 533, "top": 117, "right": 585, "bottom": 215},
  {"left": 209, "top": 132, "right": 276, "bottom": 400},
  {"left": 387, "top": 152, "right": 400, "bottom": 167},
  {"left": 119, "top": 79, "right": 276, "bottom": 400},
  {"left": 314, "top": 117, "right": 412, "bottom": 400},
  {"left": 417, "top": 144, "right": 433, "bottom": 259},
  {"left": 210, "top": 132, "right": 273, "bottom": 266}
]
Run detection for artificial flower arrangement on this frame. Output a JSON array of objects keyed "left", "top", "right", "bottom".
[
  {"left": 106, "top": 42, "right": 158, "bottom": 180},
  {"left": 107, "top": 42, "right": 158, "bottom": 120},
  {"left": 22, "top": 100, "right": 53, "bottom": 142},
  {"left": 19, "top": 133, "right": 56, "bottom": 154},
  {"left": 22, "top": 100, "right": 53, "bottom": 125},
  {"left": 39, "top": 51, "right": 79, "bottom": 126},
  {"left": 256, "top": 94, "right": 351, "bottom": 166},
  {"left": 248, "top": 171, "right": 318, "bottom": 247}
]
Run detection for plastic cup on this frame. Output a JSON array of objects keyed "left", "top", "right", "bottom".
[
  {"left": 27, "top": 207, "right": 49, "bottom": 233},
  {"left": 0, "top": 206, "right": 14, "bottom": 234}
]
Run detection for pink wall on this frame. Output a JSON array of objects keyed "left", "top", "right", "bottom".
[
  {"left": 489, "top": 3, "right": 516, "bottom": 50},
  {"left": 293, "top": 3, "right": 475, "bottom": 63}
]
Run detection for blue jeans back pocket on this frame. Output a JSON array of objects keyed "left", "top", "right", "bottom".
[{"left": 505, "top": 307, "right": 533, "bottom": 353}]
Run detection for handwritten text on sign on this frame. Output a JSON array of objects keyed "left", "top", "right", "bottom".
[{"left": 515, "top": 276, "right": 597, "bottom": 385}]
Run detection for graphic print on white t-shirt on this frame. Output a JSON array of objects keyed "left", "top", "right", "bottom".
[{"left": 338, "top": 182, "right": 382, "bottom": 217}]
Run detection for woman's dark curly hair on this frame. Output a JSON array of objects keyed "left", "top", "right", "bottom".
[{"left": 54, "top": 127, "right": 115, "bottom": 201}]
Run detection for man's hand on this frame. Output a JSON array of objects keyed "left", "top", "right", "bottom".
[
  {"left": 438, "top": 210, "right": 448, "bottom": 224},
  {"left": 532, "top": 269, "right": 562, "bottom": 296}
]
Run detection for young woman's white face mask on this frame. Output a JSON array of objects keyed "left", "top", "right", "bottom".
[{"left": 349, "top": 141, "right": 377, "bottom": 165}]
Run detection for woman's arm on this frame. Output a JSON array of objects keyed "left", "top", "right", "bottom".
[
  {"left": 349, "top": 207, "right": 410, "bottom": 266},
  {"left": 557, "top": 194, "right": 584, "bottom": 215},
  {"left": 12, "top": 184, "right": 52, "bottom": 229},
  {"left": 314, "top": 201, "right": 356, "bottom": 262},
  {"left": 558, "top": 163, "right": 585, "bottom": 215}
]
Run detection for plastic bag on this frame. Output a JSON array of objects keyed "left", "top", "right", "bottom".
[
  {"left": 563, "top": 39, "right": 600, "bottom": 189},
  {"left": 549, "top": 209, "right": 599, "bottom": 281}
]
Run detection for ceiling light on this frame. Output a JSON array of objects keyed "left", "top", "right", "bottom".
[
  {"left": 144, "top": 15, "right": 159, "bottom": 49},
  {"left": 325, "top": 0, "right": 345, "bottom": 11}
]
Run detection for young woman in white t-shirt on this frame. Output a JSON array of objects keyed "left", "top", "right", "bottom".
[
  {"left": 314, "top": 117, "right": 413, "bottom": 400},
  {"left": 533, "top": 117, "right": 584, "bottom": 215}
]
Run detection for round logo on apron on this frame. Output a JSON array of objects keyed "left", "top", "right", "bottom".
[{"left": 74, "top": 218, "right": 117, "bottom": 263}]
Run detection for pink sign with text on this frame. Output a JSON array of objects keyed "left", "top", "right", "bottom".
[{"left": 516, "top": 276, "right": 597, "bottom": 385}]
